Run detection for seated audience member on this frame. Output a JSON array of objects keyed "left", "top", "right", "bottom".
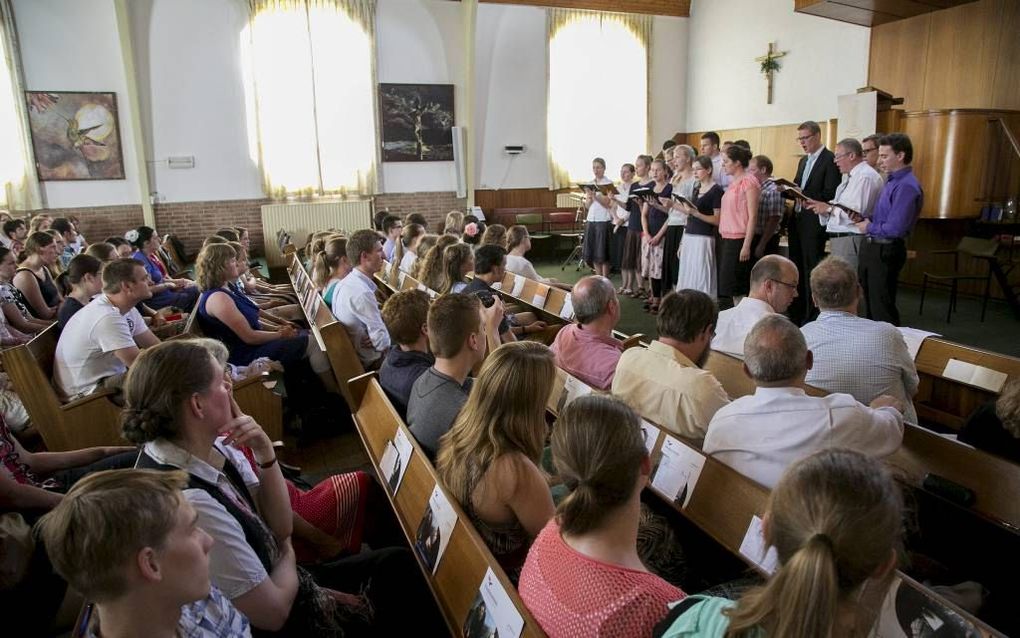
[
  {"left": 391, "top": 223, "right": 426, "bottom": 282},
  {"left": 14, "top": 231, "right": 63, "bottom": 319},
  {"left": 36, "top": 469, "right": 252, "bottom": 638},
  {"left": 415, "top": 234, "right": 459, "bottom": 290},
  {"left": 127, "top": 226, "right": 199, "bottom": 311},
  {"left": 85, "top": 241, "right": 117, "bottom": 262},
  {"left": 505, "top": 225, "right": 570, "bottom": 289},
  {"left": 124, "top": 339, "right": 441, "bottom": 635},
  {"left": 1, "top": 217, "right": 26, "bottom": 252},
  {"left": 404, "top": 212, "right": 428, "bottom": 228},
  {"left": 331, "top": 229, "right": 391, "bottom": 368},
  {"left": 53, "top": 258, "right": 159, "bottom": 401},
  {"left": 550, "top": 275, "right": 623, "bottom": 390},
  {"left": 437, "top": 341, "right": 556, "bottom": 581},
  {"left": 439, "top": 242, "right": 474, "bottom": 294},
  {"left": 462, "top": 219, "right": 483, "bottom": 245},
  {"left": 105, "top": 236, "right": 134, "bottom": 258},
  {"left": 57, "top": 254, "right": 103, "bottom": 329},
  {"left": 312, "top": 235, "right": 350, "bottom": 307},
  {"left": 381, "top": 214, "right": 402, "bottom": 262},
  {"left": 445, "top": 210, "right": 465, "bottom": 235},
  {"left": 0, "top": 246, "right": 51, "bottom": 334},
  {"left": 50, "top": 218, "right": 80, "bottom": 269},
  {"left": 379, "top": 289, "right": 434, "bottom": 416},
  {"left": 407, "top": 293, "right": 500, "bottom": 456},
  {"left": 520, "top": 395, "right": 685, "bottom": 637},
  {"left": 656, "top": 450, "right": 902, "bottom": 638},
  {"left": 959, "top": 377, "right": 1020, "bottom": 464},
  {"left": 29, "top": 213, "right": 52, "bottom": 233},
  {"left": 711, "top": 255, "right": 798, "bottom": 357},
  {"left": 800, "top": 256, "right": 919, "bottom": 424},
  {"left": 612, "top": 290, "right": 729, "bottom": 438},
  {"left": 704, "top": 315, "right": 904, "bottom": 488},
  {"left": 409, "top": 234, "right": 437, "bottom": 278},
  {"left": 463, "top": 244, "right": 547, "bottom": 342},
  {"left": 480, "top": 223, "right": 508, "bottom": 248}
]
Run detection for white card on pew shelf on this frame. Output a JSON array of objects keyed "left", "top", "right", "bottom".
[
  {"left": 510, "top": 275, "right": 526, "bottom": 297},
  {"left": 650, "top": 435, "right": 705, "bottom": 509},
  {"left": 554, "top": 374, "right": 593, "bottom": 414},
  {"left": 896, "top": 327, "right": 940, "bottom": 361},
  {"left": 309, "top": 324, "right": 327, "bottom": 355},
  {"left": 379, "top": 429, "right": 413, "bottom": 494},
  {"left": 942, "top": 359, "right": 1007, "bottom": 393},
  {"left": 398, "top": 271, "right": 407, "bottom": 288},
  {"left": 739, "top": 515, "right": 779, "bottom": 575},
  {"left": 417, "top": 282, "right": 427, "bottom": 292},
  {"left": 558, "top": 293, "right": 574, "bottom": 321},
  {"left": 414, "top": 485, "right": 458, "bottom": 575},
  {"left": 640, "top": 419, "right": 660, "bottom": 456},
  {"left": 531, "top": 283, "right": 550, "bottom": 308},
  {"left": 463, "top": 568, "right": 524, "bottom": 638},
  {"left": 490, "top": 281, "right": 502, "bottom": 291}
]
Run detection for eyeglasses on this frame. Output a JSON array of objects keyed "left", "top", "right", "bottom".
[
  {"left": 796, "top": 134, "right": 817, "bottom": 142},
  {"left": 769, "top": 278, "right": 798, "bottom": 290},
  {"left": 833, "top": 153, "right": 850, "bottom": 161}
]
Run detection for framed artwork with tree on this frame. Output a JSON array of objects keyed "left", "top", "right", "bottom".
[{"left": 379, "top": 83, "right": 454, "bottom": 162}]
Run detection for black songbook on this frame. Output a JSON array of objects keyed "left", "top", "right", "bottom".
[
  {"left": 831, "top": 202, "right": 864, "bottom": 222},
  {"left": 578, "top": 182, "right": 618, "bottom": 196},
  {"left": 628, "top": 186, "right": 656, "bottom": 202},
  {"left": 767, "top": 177, "right": 809, "bottom": 201},
  {"left": 671, "top": 193, "right": 697, "bottom": 209}
]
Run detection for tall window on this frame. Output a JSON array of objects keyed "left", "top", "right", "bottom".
[
  {"left": 242, "top": 0, "right": 377, "bottom": 198},
  {"left": 547, "top": 10, "right": 649, "bottom": 188}
]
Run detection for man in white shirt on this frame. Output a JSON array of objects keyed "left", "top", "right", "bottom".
[
  {"left": 612, "top": 289, "right": 729, "bottom": 439},
  {"left": 704, "top": 314, "right": 904, "bottom": 489},
  {"left": 700, "top": 131, "right": 730, "bottom": 189},
  {"left": 711, "top": 255, "right": 798, "bottom": 357},
  {"left": 53, "top": 258, "right": 160, "bottom": 401},
  {"left": 806, "top": 138, "right": 884, "bottom": 271},
  {"left": 801, "top": 256, "right": 920, "bottom": 424},
  {"left": 332, "top": 228, "right": 390, "bottom": 368}
]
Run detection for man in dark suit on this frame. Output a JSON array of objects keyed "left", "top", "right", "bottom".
[{"left": 786, "top": 120, "right": 841, "bottom": 325}]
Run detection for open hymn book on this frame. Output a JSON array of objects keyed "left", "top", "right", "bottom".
[
  {"left": 671, "top": 192, "right": 697, "bottom": 209},
  {"left": 577, "top": 182, "right": 618, "bottom": 196},
  {"left": 766, "top": 177, "right": 810, "bottom": 202}
]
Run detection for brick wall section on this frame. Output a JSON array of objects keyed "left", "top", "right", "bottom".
[
  {"left": 374, "top": 191, "right": 467, "bottom": 233},
  {"left": 18, "top": 192, "right": 465, "bottom": 259}
]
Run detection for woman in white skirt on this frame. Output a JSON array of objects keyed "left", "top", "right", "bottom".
[{"left": 676, "top": 155, "right": 724, "bottom": 297}]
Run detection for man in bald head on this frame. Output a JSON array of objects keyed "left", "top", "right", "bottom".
[
  {"left": 550, "top": 275, "right": 623, "bottom": 390},
  {"left": 711, "top": 255, "right": 799, "bottom": 357}
]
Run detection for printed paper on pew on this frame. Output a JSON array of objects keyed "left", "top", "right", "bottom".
[
  {"left": 639, "top": 419, "right": 660, "bottom": 456},
  {"left": 398, "top": 271, "right": 407, "bottom": 288},
  {"left": 463, "top": 568, "right": 524, "bottom": 638},
  {"left": 510, "top": 274, "right": 526, "bottom": 297},
  {"left": 417, "top": 282, "right": 427, "bottom": 292},
  {"left": 558, "top": 293, "right": 574, "bottom": 321},
  {"left": 869, "top": 576, "right": 986, "bottom": 638},
  {"left": 942, "top": 359, "right": 1008, "bottom": 393},
  {"left": 380, "top": 429, "right": 413, "bottom": 495},
  {"left": 739, "top": 515, "right": 779, "bottom": 575},
  {"left": 650, "top": 435, "right": 705, "bottom": 509},
  {"left": 554, "top": 374, "right": 593, "bottom": 415},
  {"left": 490, "top": 281, "right": 502, "bottom": 291},
  {"left": 897, "top": 327, "right": 940, "bottom": 361},
  {"left": 531, "top": 283, "right": 550, "bottom": 308},
  {"left": 414, "top": 485, "right": 458, "bottom": 575}
]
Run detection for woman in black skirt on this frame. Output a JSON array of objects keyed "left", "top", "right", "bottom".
[
  {"left": 663, "top": 145, "right": 697, "bottom": 291},
  {"left": 582, "top": 157, "right": 614, "bottom": 278}
]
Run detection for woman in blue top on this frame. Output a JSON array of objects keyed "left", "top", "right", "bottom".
[
  {"left": 655, "top": 449, "right": 902, "bottom": 638},
  {"left": 127, "top": 226, "right": 199, "bottom": 311}
]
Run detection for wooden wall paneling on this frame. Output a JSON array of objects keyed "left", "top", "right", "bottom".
[
  {"left": 922, "top": 0, "right": 1002, "bottom": 109},
  {"left": 868, "top": 12, "right": 931, "bottom": 111},
  {"left": 474, "top": 188, "right": 562, "bottom": 215},
  {"left": 991, "top": 0, "right": 1020, "bottom": 110}
]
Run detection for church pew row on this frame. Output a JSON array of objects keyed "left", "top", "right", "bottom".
[
  {"left": 348, "top": 372, "right": 546, "bottom": 637},
  {"left": 545, "top": 366, "right": 1005, "bottom": 637},
  {"left": 703, "top": 349, "right": 1020, "bottom": 535},
  {"left": 285, "top": 255, "right": 365, "bottom": 407}
]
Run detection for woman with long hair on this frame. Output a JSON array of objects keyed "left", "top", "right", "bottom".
[
  {"left": 126, "top": 226, "right": 199, "bottom": 311},
  {"left": 480, "top": 223, "right": 508, "bottom": 249},
  {"left": 444, "top": 210, "right": 465, "bottom": 235},
  {"left": 0, "top": 246, "right": 51, "bottom": 334},
  {"left": 313, "top": 235, "right": 351, "bottom": 307},
  {"left": 391, "top": 223, "right": 426, "bottom": 283},
  {"left": 56, "top": 254, "right": 103, "bottom": 329},
  {"left": 28, "top": 214, "right": 52, "bottom": 234},
  {"left": 416, "top": 234, "right": 459, "bottom": 291},
  {"left": 663, "top": 144, "right": 697, "bottom": 292},
  {"left": 436, "top": 341, "right": 557, "bottom": 581},
  {"left": 657, "top": 449, "right": 902, "bottom": 637},
  {"left": 521, "top": 395, "right": 686, "bottom": 636},
  {"left": 13, "top": 232, "right": 62, "bottom": 319},
  {"left": 505, "top": 225, "right": 571, "bottom": 290},
  {"left": 639, "top": 159, "right": 673, "bottom": 314},
  {"left": 438, "top": 243, "right": 474, "bottom": 294}
]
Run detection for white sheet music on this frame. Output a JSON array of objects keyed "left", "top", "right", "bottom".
[
  {"left": 896, "top": 327, "right": 940, "bottom": 361},
  {"left": 414, "top": 485, "right": 458, "bottom": 574},
  {"left": 462, "top": 568, "right": 524, "bottom": 638},
  {"left": 639, "top": 419, "right": 660, "bottom": 456},
  {"left": 510, "top": 275, "right": 526, "bottom": 297},
  {"left": 380, "top": 429, "right": 413, "bottom": 494},
  {"left": 650, "top": 435, "right": 706, "bottom": 509},
  {"left": 739, "top": 515, "right": 779, "bottom": 575},
  {"left": 942, "top": 359, "right": 1008, "bottom": 393}
]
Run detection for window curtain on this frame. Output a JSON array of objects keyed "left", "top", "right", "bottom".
[
  {"left": 244, "top": 0, "right": 378, "bottom": 198},
  {"left": 546, "top": 8, "right": 650, "bottom": 190},
  {"left": 0, "top": 1, "right": 41, "bottom": 210}
]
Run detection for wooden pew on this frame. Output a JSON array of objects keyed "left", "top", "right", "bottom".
[
  {"left": 1, "top": 324, "right": 122, "bottom": 452},
  {"left": 703, "top": 347, "right": 1020, "bottom": 535},
  {"left": 349, "top": 372, "right": 546, "bottom": 637},
  {"left": 286, "top": 255, "right": 365, "bottom": 407}
]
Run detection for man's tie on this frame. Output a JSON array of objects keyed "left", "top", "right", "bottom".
[{"left": 800, "top": 153, "right": 816, "bottom": 190}]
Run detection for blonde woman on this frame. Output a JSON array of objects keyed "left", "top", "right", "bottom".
[
  {"left": 390, "top": 223, "right": 426, "bottom": 283},
  {"left": 657, "top": 449, "right": 902, "bottom": 637},
  {"left": 505, "top": 225, "right": 570, "bottom": 290},
  {"left": 28, "top": 214, "right": 52, "bottom": 234},
  {"left": 663, "top": 144, "right": 697, "bottom": 292},
  {"left": 445, "top": 210, "right": 465, "bottom": 235},
  {"left": 436, "top": 341, "right": 557, "bottom": 582},
  {"left": 438, "top": 242, "right": 474, "bottom": 294},
  {"left": 313, "top": 235, "right": 351, "bottom": 307},
  {"left": 416, "top": 234, "right": 459, "bottom": 291}
]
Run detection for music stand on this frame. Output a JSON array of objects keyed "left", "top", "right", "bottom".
[{"left": 561, "top": 199, "right": 586, "bottom": 271}]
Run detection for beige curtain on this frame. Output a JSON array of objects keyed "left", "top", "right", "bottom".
[
  {"left": 246, "top": 0, "right": 378, "bottom": 198},
  {"left": 0, "top": 1, "right": 41, "bottom": 211},
  {"left": 546, "top": 8, "right": 651, "bottom": 190}
]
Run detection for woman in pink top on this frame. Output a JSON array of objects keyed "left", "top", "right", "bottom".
[
  {"left": 520, "top": 395, "right": 685, "bottom": 637},
  {"left": 717, "top": 144, "right": 760, "bottom": 308}
]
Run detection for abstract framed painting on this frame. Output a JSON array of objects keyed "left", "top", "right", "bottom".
[
  {"left": 25, "top": 91, "right": 126, "bottom": 181},
  {"left": 379, "top": 83, "right": 454, "bottom": 162}
]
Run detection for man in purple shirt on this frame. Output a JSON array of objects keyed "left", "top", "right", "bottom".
[
  {"left": 550, "top": 275, "right": 624, "bottom": 390},
  {"left": 855, "top": 133, "right": 923, "bottom": 326}
]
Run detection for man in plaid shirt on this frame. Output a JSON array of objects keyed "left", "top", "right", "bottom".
[{"left": 749, "top": 155, "right": 784, "bottom": 262}]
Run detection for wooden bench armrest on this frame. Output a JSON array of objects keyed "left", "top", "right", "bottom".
[
  {"left": 232, "top": 371, "right": 269, "bottom": 391},
  {"left": 621, "top": 333, "right": 645, "bottom": 350}
]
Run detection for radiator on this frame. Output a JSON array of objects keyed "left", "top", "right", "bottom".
[
  {"left": 261, "top": 200, "right": 373, "bottom": 267},
  {"left": 556, "top": 192, "right": 584, "bottom": 209}
]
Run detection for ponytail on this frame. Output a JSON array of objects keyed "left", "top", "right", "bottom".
[{"left": 390, "top": 223, "right": 425, "bottom": 285}]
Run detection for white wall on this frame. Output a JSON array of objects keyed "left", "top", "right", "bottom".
[
  {"left": 650, "top": 16, "right": 688, "bottom": 148},
  {"left": 14, "top": 0, "right": 143, "bottom": 208},
  {"left": 685, "top": 0, "right": 869, "bottom": 131}
]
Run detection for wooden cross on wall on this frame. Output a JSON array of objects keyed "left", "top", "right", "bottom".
[{"left": 755, "top": 42, "right": 787, "bottom": 105}]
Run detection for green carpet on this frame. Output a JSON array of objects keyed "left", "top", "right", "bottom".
[{"left": 532, "top": 258, "right": 1020, "bottom": 357}]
